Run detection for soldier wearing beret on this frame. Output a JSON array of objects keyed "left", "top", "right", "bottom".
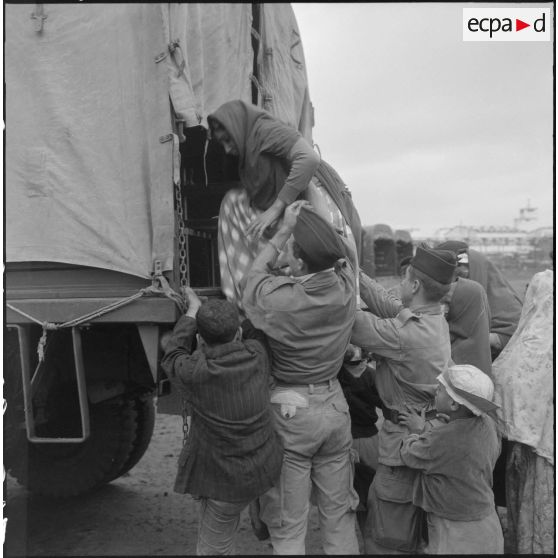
[
  {"left": 399, "top": 253, "right": 493, "bottom": 377},
  {"left": 351, "top": 245, "right": 456, "bottom": 554},
  {"left": 241, "top": 201, "right": 359, "bottom": 555}
]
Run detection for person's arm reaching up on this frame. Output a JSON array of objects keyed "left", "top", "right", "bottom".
[{"left": 247, "top": 138, "right": 319, "bottom": 239}]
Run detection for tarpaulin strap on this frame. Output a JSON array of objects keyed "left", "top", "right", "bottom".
[
  {"left": 250, "top": 27, "right": 261, "bottom": 42},
  {"left": 155, "top": 51, "right": 168, "bottom": 64},
  {"left": 168, "top": 40, "right": 186, "bottom": 79},
  {"left": 249, "top": 74, "right": 272, "bottom": 109},
  {"left": 177, "top": 121, "right": 186, "bottom": 143},
  {"left": 153, "top": 275, "right": 187, "bottom": 314},
  {"left": 249, "top": 74, "right": 265, "bottom": 99},
  {"left": 172, "top": 134, "right": 181, "bottom": 186},
  {"left": 202, "top": 136, "right": 209, "bottom": 188},
  {"left": 30, "top": 4, "right": 47, "bottom": 33}
]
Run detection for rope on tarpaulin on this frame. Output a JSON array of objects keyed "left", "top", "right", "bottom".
[{"left": 6, "top": 275, "right": 187, "bottom": 364}]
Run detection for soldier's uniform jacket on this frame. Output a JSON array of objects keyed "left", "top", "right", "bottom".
[{"left": 352, "top": 272, "right": 452, "bottom": 467}]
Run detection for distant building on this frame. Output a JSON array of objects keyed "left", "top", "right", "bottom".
[
  {"left": 418, "top": 224, "right": 554, "bottom": 268},
  {"left": 434, "top": 225, "right": 532, "bottom": 256},
  {"left": 364, "top": 204, "right": 553, "bottom": 274}
]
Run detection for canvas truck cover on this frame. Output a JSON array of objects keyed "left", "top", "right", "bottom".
[
  {"left": 161, "top": 3, "right": 253, "bottom": 130},
  {"left": 6, "top": 4, "right": 312, "bottom": 279},
  {"left": 6, "top": 4, "right": 175, "bottom": 278},
  {"left": 258, "top": 4, "right": 314, "bottom": 139},
  {"left": 164, "top": 3, "right": 312, "bottom": 136}
]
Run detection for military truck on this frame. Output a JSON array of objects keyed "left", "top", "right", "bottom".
[
  {"left": 4, "top": 3, "right": 314, "bottom": 497},
  {"left": 360, "top": 224, "right": 414, "bottom": 290}
]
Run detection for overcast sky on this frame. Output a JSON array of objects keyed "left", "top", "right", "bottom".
[{"left": 292, "top": 2, "right": 554, "bottom": 236}]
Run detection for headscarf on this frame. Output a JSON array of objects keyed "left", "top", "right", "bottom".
[
  {"left": 436, "top": 240, "right": 468, "bottom": 255},
  {"left": 436, "top": 242, "right": 523, "bottom": 346},
  {"left": 466, "top": 249, "right": 522, "bottom": 346},
  {"left": 446, "top": 278, "right": 492, "bottom": 376},
  {"left": 208, "top": 100, "right": 300, "bottom": 211},
  {"left": 293, "top": 205, "right": 345, "bottom": 270},
  {"left": 492, "top": 270, "right": 554, "bottom": 464},
  {"left": 208, "top": 100, "right": 364, "bottom": 259}
]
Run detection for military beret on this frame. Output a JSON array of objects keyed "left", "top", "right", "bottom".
[
  {"left": 411, "top": 246, "right": 457, "bottom": 284},
  {"left": 293, "top": 205, "right": 345, "bottom": 270},
  {"left": 399, "top": 256, "right": 413, "bottom": 272}
]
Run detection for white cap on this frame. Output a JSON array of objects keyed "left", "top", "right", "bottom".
[{"left": 437, "top": 364, "right": 499, "bottom": 416}]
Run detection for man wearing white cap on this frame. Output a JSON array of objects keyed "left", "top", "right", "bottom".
[{"left": 399, "top": 364, "right": 504, "bottom": 554}]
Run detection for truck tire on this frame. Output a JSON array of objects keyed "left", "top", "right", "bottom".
[
  {"left": 103, "top": 394, "right": 156, "bottom": 482},
  {"left": 5, "top": 396, "right": 138, "bottom": 498}
]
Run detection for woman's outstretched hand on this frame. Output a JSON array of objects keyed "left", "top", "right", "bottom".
[
  {"left": 247, "top": 198, "right": 287, "bottom": 240},
  {"left": 247, "top": 206, "right": 282, "bottom": 240}
]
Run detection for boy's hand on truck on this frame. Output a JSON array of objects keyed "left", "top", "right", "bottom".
[{"left": 182, "top": 287, "right": 203, "bottom": 318}]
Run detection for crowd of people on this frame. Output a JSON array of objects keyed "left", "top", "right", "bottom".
[{"left": 161, "top": 100, "right": 554, "bottom": 555}]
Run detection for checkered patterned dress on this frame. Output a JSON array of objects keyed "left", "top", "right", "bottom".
[{"left": 218, "top": 178, "right": 357, "bottom": 312}]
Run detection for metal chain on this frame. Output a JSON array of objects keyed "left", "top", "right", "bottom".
[
  {"left": 174, "top": 162, "right": 190, "bottom": 445},
  {"left": 173, "top": 180, "right": 189, "bottom": 291}
]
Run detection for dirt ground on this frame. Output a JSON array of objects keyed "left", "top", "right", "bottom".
[
  {"left": 4, "top": 412, "right": 330, "bottom": 557},
  {"left": 5, "top": 265, "right": 528, "bottom": 556},
  {"left": 4, "top": 409, "right": 511, "bottom": 556}
]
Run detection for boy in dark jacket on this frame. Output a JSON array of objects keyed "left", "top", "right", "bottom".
[
  {"left": 338, "top": 347, "right": 382, "bottom": 534},
  {"left": 161, "top": 287, "right": 283, "bottom": 555},
  {"left": 398, "top": 364, "right": 504, "bottom": 554}
]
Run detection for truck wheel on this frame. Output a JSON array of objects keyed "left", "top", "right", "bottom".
[
  {"left": 103, "top": 394, "right": 156, "bottom": 482},
  {"left": 5, "top": 396, "right": 138, "bottom": 498}
]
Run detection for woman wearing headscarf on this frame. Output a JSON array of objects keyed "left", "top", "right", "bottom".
[
  {"left": 492, "top": 267, "right": 554, "bottom": 554},
  {"left": 443, "top": 276, "right": 492, "bottom": 376},
  {"left": 436, "top": 241, "right": 523, "bottom": 358},
  {"left": 207, "top": 100, "right": 362, "bottom": 309}
]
